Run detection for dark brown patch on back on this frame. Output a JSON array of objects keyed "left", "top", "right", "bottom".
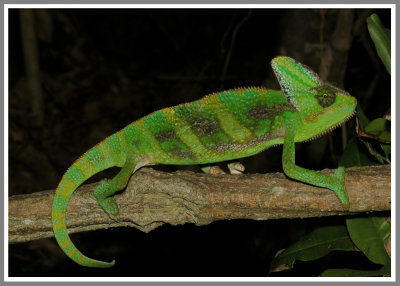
[
  {"left": 154, "top": 130, "right": 176, "bottom": 142},
  {"left": 191, "top": 117, "right": 221, "bottom": 136},
  {"left": 132, "top": 139, "right": 142, "bottom": 148},
  {"left": 247, "top": 103, "right": 295, "bottom": 121}
]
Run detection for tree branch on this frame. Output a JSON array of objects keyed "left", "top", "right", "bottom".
[{"left": 9, "top": 165, "right": 390, "bottom": 244}]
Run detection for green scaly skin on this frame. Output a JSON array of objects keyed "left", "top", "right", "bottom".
[{"left": 52, "top": 56, "right": 357, "bottom": 267}]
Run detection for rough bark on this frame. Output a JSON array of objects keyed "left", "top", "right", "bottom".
[{"left": 9, "top": 165, "right": 390, "bottom": 244}]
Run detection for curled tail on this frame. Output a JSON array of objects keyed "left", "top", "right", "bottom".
[{"left": 52, "top": 133, "right": 126, "bottom": 268}]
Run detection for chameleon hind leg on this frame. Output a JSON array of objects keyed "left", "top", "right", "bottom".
[
  {"left": 201, "top": 162, "right": 245, "bottom": 174},
  {"left": 227, "top": 162, "right": 245, "bottom": 174},
  {"left": 281, "top": 116, "right": 350, "bottom": 211},
  {"left": 94, "top": 155, "right": 138, "bottom": 220}
]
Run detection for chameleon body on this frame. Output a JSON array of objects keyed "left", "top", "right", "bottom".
[{"left": 52, "top": 56, "right": 357, "bottom": 267}]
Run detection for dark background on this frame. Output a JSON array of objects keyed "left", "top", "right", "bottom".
[{"left": 8, "top": 8, "right": 390, "bottom": 276}]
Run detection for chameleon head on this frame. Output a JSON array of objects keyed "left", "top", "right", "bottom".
[{"left": 271, "top": 56, "right": 357, "bottom": 141}]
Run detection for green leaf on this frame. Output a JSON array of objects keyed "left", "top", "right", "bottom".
[
  {"left": 321, "top": 263, "right": 390, "bottom": 277},
  {"left": 356, "top": 104, "right": 370, "bottom": 130},
  {"left": 381, "top": 144, "right": 391, "bottom": 160},
  {"left": 351, "top": 104, "right": 391, "bottom": 164},
  {"left": 364, "top": 118, "right": 385, "bottom": 136},
  {"left": 363, "top": 142, "right": 390, "bottom": 164},
  {"left": 270, "top": 225, "right": 355, "bottom": 272},
  {"left": 339, "top": 136, "right": 378, "bottom": 167},
  {"left": 346, "top": 217, "right": 391, "bottom": 265},
  {"left": 364, "top": 118, "right": 391, "bottom": 143},
  {"left": 367, "top": 13, "right": 391, "bottom": 74}
]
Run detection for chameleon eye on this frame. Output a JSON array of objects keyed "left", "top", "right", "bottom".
[{"left": 314, "top": 89, "right": 336, "bottom": 108}]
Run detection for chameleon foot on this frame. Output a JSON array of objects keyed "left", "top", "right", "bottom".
[
  {"left": 201, "top": 165, "right": 226, "bottom": 175},
  {"left": 331, "top": 167, "right": 350, "bottom": 211},
  {"left": 227, "top": 162, "right": 245, "bottom": 174},
  {"left": 201, "top": 162, "right": 245, "bottom": 175},
  {"left": 94, "top": 180, "right": 120, "bottom": 221}
]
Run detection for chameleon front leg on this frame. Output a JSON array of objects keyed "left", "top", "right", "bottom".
[
  {"left": 94, "top": 154, "right": 138, "bottom": 220},
  {"left": 282, "top": 116, "right": 350, "bottom": 211}
]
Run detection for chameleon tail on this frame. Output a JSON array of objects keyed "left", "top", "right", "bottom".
[{"left": 52, "top": 133, "right": 126, "bottom": 268}]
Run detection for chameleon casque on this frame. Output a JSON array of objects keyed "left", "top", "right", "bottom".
[{"left": 52, "top": 56, "right": 357, "bottom": 268}]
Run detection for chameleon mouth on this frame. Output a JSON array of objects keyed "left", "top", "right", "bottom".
[{"left": 306, "top": 104, "right": 346, "bottom": 122}]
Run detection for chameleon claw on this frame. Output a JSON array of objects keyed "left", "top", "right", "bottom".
[
  {"left": 227, "top": 162, "right": 245, "bottom": 174},
  {"left": 109, "top": 213, "right": 120, "bottom": 221},
  {"left": 201, "top": 163, "right": 245, "bottom": 175},
  {"left": 201, "top": 165, "right": 225, "bottom": 174}
]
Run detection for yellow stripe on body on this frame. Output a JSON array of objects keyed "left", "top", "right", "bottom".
[
  {"left": 59, "top": 236, "right": 73, "bottom": 249},
  {"left": 205, "top": 97, "right": 253, "bottom": 144},
  {"left": 68, "top": 247, "right": 78, "bottom": 258},
  {"left": 161, "top": 109, "right": 218, "bottom": 161},
  {"left": 115, "top": 130, "right": 129, "bottom": 156},
  {"left": 75, "top": 155, "right": 97, "bottom": 178},
  {"left": 52, "top": 210, "right": 66, "bottom": 228},
  {"left": 77, "top": 255, "right": 87, "bottom": 265},
  {"left": 95, "top": 138, "right": 114, "bottom": 167},
  {"left": 55, "top": 177, "right": 77, "bottom": 200},
  {"left": 133, "top": 120, "right": 170, "bottom": 163}
]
